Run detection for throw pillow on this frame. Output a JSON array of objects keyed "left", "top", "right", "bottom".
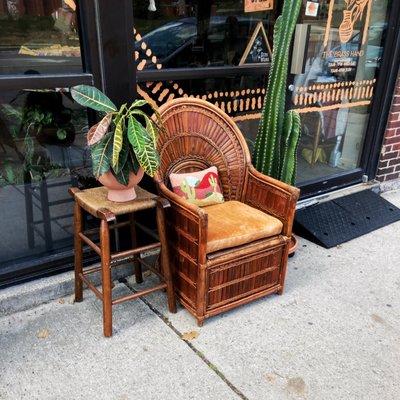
[{"left": 169, "top": 166, "right": 224, "bottom": 207}]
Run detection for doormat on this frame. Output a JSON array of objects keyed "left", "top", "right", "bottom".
[{"left": 294, "top": 190, "right": 400, "bottom": 248}]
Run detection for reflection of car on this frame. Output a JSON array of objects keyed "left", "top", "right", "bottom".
[
  {"left": 135, "top": 16, "right": 264, "bottom": 69},
  {"left": 324, "top": 23, "right": 387, "bottom": 74}
]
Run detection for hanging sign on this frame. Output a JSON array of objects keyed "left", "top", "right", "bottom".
[{"left": 244, "top": 0, "right": 274, "bottom": 13}]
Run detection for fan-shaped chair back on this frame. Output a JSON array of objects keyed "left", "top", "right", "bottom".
[{"left": 155, "top": 98, "right": 251, "bottom": 201}]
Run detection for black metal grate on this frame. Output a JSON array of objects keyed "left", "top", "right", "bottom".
[{"left": 294, "top": 190, "right": 400, "bottom": 248}]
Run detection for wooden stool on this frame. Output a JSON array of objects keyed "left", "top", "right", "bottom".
[{"left": 69, "top": 186, "right": 176, "bottom": 337}]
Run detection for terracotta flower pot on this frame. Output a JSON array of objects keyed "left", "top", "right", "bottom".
[{"left": 98, "top": 168, "right": 144, "bottom": 202}]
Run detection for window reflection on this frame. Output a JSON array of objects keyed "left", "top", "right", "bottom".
[
  {"left": 0, "top": 89, "right": 90, "bottom": 266},
  {"left": 134, "top": 0, "right": 274, "bottom": 69},
  {"left": 0, "top": 0, "right": 82, "bottom": 74}
]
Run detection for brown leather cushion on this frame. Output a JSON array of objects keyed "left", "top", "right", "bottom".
[{"left": 205, "top": 201, "right": 283, "bottom": 253}]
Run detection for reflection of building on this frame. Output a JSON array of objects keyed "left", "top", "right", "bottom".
[{"left": 0, "top": 0, "right": 63, "bottom": 16}]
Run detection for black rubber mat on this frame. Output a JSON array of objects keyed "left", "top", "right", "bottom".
[{"left": 294, "top": 190, "right": 400, "bottom": 248}]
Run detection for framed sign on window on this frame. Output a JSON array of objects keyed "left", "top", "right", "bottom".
[{"left": 244, "top": 0, "right": 274, "bottom": 13}]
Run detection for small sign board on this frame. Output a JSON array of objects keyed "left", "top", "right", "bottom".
[
  {"left": 305, "top": 1, "right": 319, "bottom": 17},
  {"left": 239, "top": 21, "right": 272, "bottom": 65},
  {"left": 244, "top": 0, "right": 274, "bottom": 13}
]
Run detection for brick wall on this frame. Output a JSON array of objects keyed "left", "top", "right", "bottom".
[{"left": 376, "top": 74, "right": 400, "bottom": 182}]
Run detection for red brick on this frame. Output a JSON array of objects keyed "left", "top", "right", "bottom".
[
  {"left": 384, "top": 172, "right": 400, "bottom": 181},
  {"left": 389, "top": 113, "right": 400, "bottom": 122},
  {"left": 385, "top": 129, "right": 397, "bottom": 138},
  {"left": 377, "top": 166, "right": 395, "bottom": 175},
  {"left": 392, "top": 143, "right": 400, "bottom": 151},
  {"left": 384, "top": 137, "right": 400, "bottom": 146},
  {"left": 389, "top": 158, "right": 400, "bottom": 166},
  {"left": 378, "top": 160, "right": 388, "bottom": 169},
  {"left": 388, "top": 120, "right": 400, "bottom": 129},
  {"left": 380, "top": 151, "right": 399, "bottom": 160},
  {"left": 391, "top": 105, "right": 400, "bottom": 113}
]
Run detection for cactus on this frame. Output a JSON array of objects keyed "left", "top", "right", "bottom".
[
  {"left": 253, "top": 0, "right": 302, "bottom": 185},
  {"left": 181, "top": 179, "right": 196, "bottom": 201}
]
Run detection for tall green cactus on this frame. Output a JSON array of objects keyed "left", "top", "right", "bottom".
[{"left": 253, "top": 0, "right": 302, "bottom": 185}]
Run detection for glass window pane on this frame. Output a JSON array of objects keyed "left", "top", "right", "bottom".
[
  {"left": 292, "top": 0, "right": 390, "bottom": 185},
  {"left": 133, "top": 0, "right": 275, "bottom": 70},
  {"left": 0, "top": 88, "right": 91, "bottom": 270},
  {"left": 0, "top": 0, "right": 82, "bottom": 74}
]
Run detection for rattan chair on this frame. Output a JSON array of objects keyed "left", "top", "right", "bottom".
[{"left": 154, "top": 98, "right": 300, "bottom": 326}]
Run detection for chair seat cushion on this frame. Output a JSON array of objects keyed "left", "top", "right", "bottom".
[{"left": 205, "top": 201, "right": 283, "bottom": 253}]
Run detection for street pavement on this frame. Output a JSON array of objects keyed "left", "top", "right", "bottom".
[{"left": 1, "top": 191, "right": 399, "bottom": 400}]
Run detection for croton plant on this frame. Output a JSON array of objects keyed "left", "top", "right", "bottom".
[{"left": 71, "top": 84, "right": 162, "bottom": 185}]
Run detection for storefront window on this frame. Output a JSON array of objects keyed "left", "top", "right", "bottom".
[
  {"left": 0, "top": 89, "right": 90, "bottom": 271},
  {"left": 0, "top": 0, "right": 82, "bottom": 74},
  {"left": 291, "top": 0, "right": 390, "bottom": 184},
  {"left": 133, "top": 0, "right": 274, "bottom": 70},
  {"left": 135, "top": 0, "right": 392, "bottom": 190}
]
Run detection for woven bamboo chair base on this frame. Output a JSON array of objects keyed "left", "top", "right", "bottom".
[{"left": 153, "top": 98, "right": 300, "bottom": 326}]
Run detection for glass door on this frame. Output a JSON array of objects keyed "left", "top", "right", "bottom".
[{"left": 290, "top": 0, "right": 391, "bottom": 192}]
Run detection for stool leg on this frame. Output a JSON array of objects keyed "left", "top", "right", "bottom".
[
  {"left": 100, "top": 219, "right": 112, "bottom": 337},
  {"left": 129, "top": 213, "right": 143, "bottom": 284},
  {"left": 156, "top": 203, "right": 176, "bottom": 314},
  {"left": 74, "top": 202, "right": 83, "bottom": 303}
]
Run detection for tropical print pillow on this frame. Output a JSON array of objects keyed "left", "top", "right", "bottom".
[{"left": 169, "top": 166, "right": 224, "bottom": 207}]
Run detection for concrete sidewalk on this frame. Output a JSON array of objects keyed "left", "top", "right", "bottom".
[{"left": 1, "top": 191, "right": 400, "bottom": 400}]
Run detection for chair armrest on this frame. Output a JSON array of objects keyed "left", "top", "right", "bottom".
[
  {"left": 244, "top": 165, "right": 300, "bottom": 237},
  {"left": 156, "top": 182, "right": 208, "bottom": 264},
  {"left": 157, "top": 182, "right": 207, "bottom": 219}
]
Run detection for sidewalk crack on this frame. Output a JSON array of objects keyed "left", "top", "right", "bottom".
[{"left": 123, "top": 280, "right": 248, "bottom": 400}]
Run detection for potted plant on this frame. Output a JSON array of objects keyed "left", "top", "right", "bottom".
[
  {"left": 253, "top": 0, "right": 302, "bottom": 254},
  {"left": 70, "top": 84, "right": 162, "bottom": 202}
]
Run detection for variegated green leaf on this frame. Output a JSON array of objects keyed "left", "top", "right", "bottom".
[
  {"left": 71, "top": 85, "right": 117, "bottom": 113},
  {"left": 113, "top": 136, "right": 129, "bottom": 174},
  {"left": 91, "top": 132, "right": 113, "bottom": 178},
  {"left": 130, "top": 109, "right": 158, "bottom": 147},
  {"left": 127, "top": 116, "right": 160, "bottom": 177},
  {"left": 115, "top": 157, "right": 131, "bottom": 186},
  {"left": 87, "top": 113, "right": 113, "bottom": 145},
  {"left": 145, "top": 116, "right": 158, "bottom": 147},
  {"left": 128, "top": 149, "right": 140, "bottom": 174},
  {"left": 131, "top": 99, "right": 147, "bottom": 108},
  {"left": 112, "top": 115, "right": 125, "bottom": 169}
]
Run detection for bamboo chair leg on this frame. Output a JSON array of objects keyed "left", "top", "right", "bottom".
[
  {"left": 100, "top": 219, "right": 112, "bottom": 337},
  {"left": 74, "top": 202, "right": 83, "bottom": 303},
  {"left": 129, "top": 213, "right": 143, "bottom": 284},
  {"left": 196, "top": 318, "right": 205, "bottom": 327},
  {"left": 277, "top": 242, "right": 291, "bottom": 295},
  {"left": 156, "top": 201, "right": 176, "bottom": 314}
]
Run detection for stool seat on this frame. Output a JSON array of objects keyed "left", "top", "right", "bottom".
[{"left": 74, "top": 186, "right": 157, "bottom": 217}]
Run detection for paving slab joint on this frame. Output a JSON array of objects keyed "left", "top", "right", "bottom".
[{"left": 122, "top": 279, "right": 249, "bottom": 400}]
